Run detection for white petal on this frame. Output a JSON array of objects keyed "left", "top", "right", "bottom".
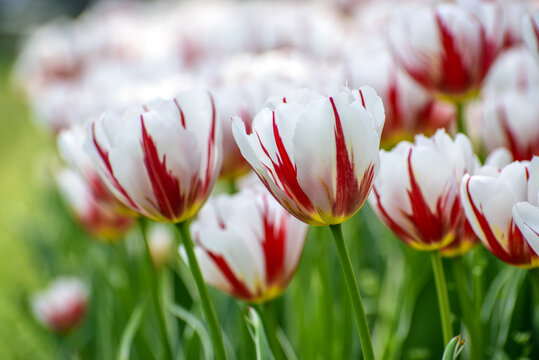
[{"left": 513, "top": 202, "right": 539, "bottom": 255}]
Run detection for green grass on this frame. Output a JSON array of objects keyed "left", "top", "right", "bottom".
[{"left": 0, "top": 58, "right": 56, "bottom": 358}]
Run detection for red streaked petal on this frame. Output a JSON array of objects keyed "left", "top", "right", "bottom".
[{"left": 91, "top": 123, "right": 139, "bottom": 210}]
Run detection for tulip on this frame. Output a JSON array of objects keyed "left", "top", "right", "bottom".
[
  {"left": 481, "top": 47, "right": 539, "bottom": 97},
  {"left": 232, "top": 87, "right": 384, "bottom": 226},
  {"left": 57, "top": 126, "right": 135, "bottom": 239},
  {"left": 389, "top": 0, "right": 502, "bottom": 99},
  {"left": 440, "top": 148, "right": 513, "bottom": 257},
  {"left": 369, "top": 129, "right": 478, "bottom": 251},
  {"left": 233, "top": 86, "right": 383, "bottom": 360},
  {"left": 31, "top": 277, "right": 88, "bottom": 333},
  {"left": 85, "top": 91, "right": 226, "bottom": 359},
  {"left": 345, "top": 40, "right": 454, "bottom": 146},
  {"left": 85, "top": 91, "right": 222, "bottom": 223},
  {"left": 481, "top": 91, "right": 539, "bottom": 161},
  {"left": 523, "top": 11, "right": 539, "bottom": 63},
  {"left": 189, "top": 187, "right": 307, "bottom": 303},
  {"left": 56, "top": 169, "right": 135, "bottom": 239},
  {"left": 461, "top": 158, "right": 539, "bottom": 268},
  {"left": 369, "top": 129, "right": 478, "bottom": 344}
]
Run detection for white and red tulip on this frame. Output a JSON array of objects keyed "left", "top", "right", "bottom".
[
  {"left": 56, "top": 169, "right": 135, "bottom": 240},
  {"left": 461, "top": 157, "right": 539, "bottom": 268},
  {"left": 85, "top": 91, "right": 222, "bottom": 223},
  {"left": 189, "top": 188, "right": 308, "bottom": 303},
  {"left": 31, "top": 277, "right": 88, "bottom": 333},
  {"left": 369, "top": 129, "right": 479, "bottom": 251},
  {"left": 232, "top": 87, "right": 385, "bottom": 226},
  {"left": 345, "top": 41, "right": 454, "bottom": 145},
  {"left": 481, "top": 91, "right": 539, "bottom": 161},
  {"left": 389, "top": 0, "right": 502, "bottom": 98}
]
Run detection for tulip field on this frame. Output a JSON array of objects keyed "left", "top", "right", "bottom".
[{"left": 2, "top": 0, "right": 539, "bottom": 359}]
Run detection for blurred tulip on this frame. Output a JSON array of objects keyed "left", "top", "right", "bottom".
[
  {"left": 233, "top": 87, "right": 384, "bottom": 225},
  {"left": 31, "top": 277, "right": 88, "bottom": 333},
  {"left": 500, "top": 0, "right": 533, "bottom": 49},
  {"left": 481, "top": 91, "right": 539, "bottom": 161},
  {"left": 523, "top": 10, "right": 539, "bottom": 62},
  {"left": 461, "top": 158, "right": 539, "bottom": 268},
  {"left": 345, "top": 41, "right": 454, "bottom": 146},
  {"left": 369, "top": 129, "right": 479, "bottom": 251},
  {"left": 57, "top": 126, "right": 135, "bottom": 239},
  {"left": 86, "top": 91, "right": 222, "bottom": 223},
  {"left": 481, "top": 47, "right": 539, "bottom": 97},
  {"left": 147, "top": 223, "right": 174, "bottom": 267},
  {"left": 56, "top": 169, "right": 135, "bottom": 240},
  {"left": 189, "top": 187, "right": 308, "bottom": 303},
  {"left": 389, "top": 0, "right": 502, "bottom": 98}
]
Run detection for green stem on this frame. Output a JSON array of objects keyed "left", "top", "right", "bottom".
[
  {"left": 141, "top": 222, "right": 174, "bottom": 360},
  {"left": 456, "top": 101, "right": 466, "bottom": 135},
  {"left": 176, "top": 221, "right": 228, "bottom": 360},
  {"left": 430, "top": 251, "right": 453, "bottom": 345},
  {"left": 529, "top": 268, "right": 539, "bottom": 301},
  {"left": 329, "top": 224, "right": 375, "bottom": 360},
  {"left": 452, "top": 258, "right": 482, "bottom": 360},
  {"left": 255, "top": 302, "right": 283, "bottom": 360}
]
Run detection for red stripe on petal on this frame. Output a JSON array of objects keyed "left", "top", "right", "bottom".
[
  {"left": 465, "top": 177, "right": 516, "bottom": 264},
  {"left": 206, "top": 251, "right": 252, "bottom": 300},
  {"left": 173, "top": 98, "right": 186, "bottom": 129},
  {"left": 373, "top": 185, "right": 414, "bottom": 245},
  {"left": 140, "top": 115, "right": 184, "bottom": 220},
  {"left": 258, "top": 196, "right": 287, "bottom": 286},
  {"left": 204, "top": 93, "right": 218, "bottom": 191},
  {"left": 330, "top": 97, "right": 361, "bottom": 217},
  {"left": 435, "top": 11, "right": 470, "bottom": 94},
  {"left": 404, "top": 149, "right": 445, "bottom": 244},
  {"left": 255, "top": 112, "right": 314, "bottom": 212},
  {"left": 91, "top": 123, "right": 138, "bottom": 209}
]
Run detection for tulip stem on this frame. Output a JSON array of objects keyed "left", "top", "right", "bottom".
[
  {"left": 529, "top": 268, "right": 539, "bottom": 301},
  {"left": 452, "top": 257, "right": 482, "bottom": 360},
  {"left": 456, "top": 101, "right": 466, "bottom": 135},
  {"left": 141, "top": 221, "right": 174, "bottom": 360},
  {"left": 329, "top": 223, "right": 375, "bottom": 360},
  {"left": 255, "top": 302, "right": 283, "bottom": 360},
  {"left": 430, "top": 251, "right": 453, "bottom": 345},
  {"left": 176, "top": 221, "right": 228, "bottom": 360}
]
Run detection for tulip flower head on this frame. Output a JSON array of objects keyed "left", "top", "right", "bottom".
[
  {"left": 345, "top": 41, "right": 455, "bottom": 145},
  {"left": 462, "top": 157, "right": 539, "bottom": 268},
  {"left": 523, "top": 11, "right": 539, "bottom": 63},
  {"left": 369, "top": 129, "right": 479, "bottom": 251},
  {"left": 188, "top": 187, "right": 308, "bottom": 303},
  {"left": 57, "top": 126, "right": 135, "bottom": 239},
  {"left": 232, "top": 87, "right": 384, "bottom": 226},
  {"left": 86, "top": 91, "right": 222, "bottom": 223},
  {"left": 482, "top": 91, "right": 539, "bottom": 161},
  {"left": 389, "top": 0, "right": 502, "bottom": 98},
  {"left": 31, "top": 277, "right": 88, "bottom": 333}
]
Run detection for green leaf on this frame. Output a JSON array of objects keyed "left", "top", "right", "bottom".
[
  {"left": 117, "top": 299, "right": 147, "bottom": 360},
  {"left": 245, "top": 307, "right": 275, "bottom": 360},
  {"left": 442, "top": 335, "right": 466, "bottom": 360},
  {"left": 169, "top": 304, "right": 213, "bottom": 360}
]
